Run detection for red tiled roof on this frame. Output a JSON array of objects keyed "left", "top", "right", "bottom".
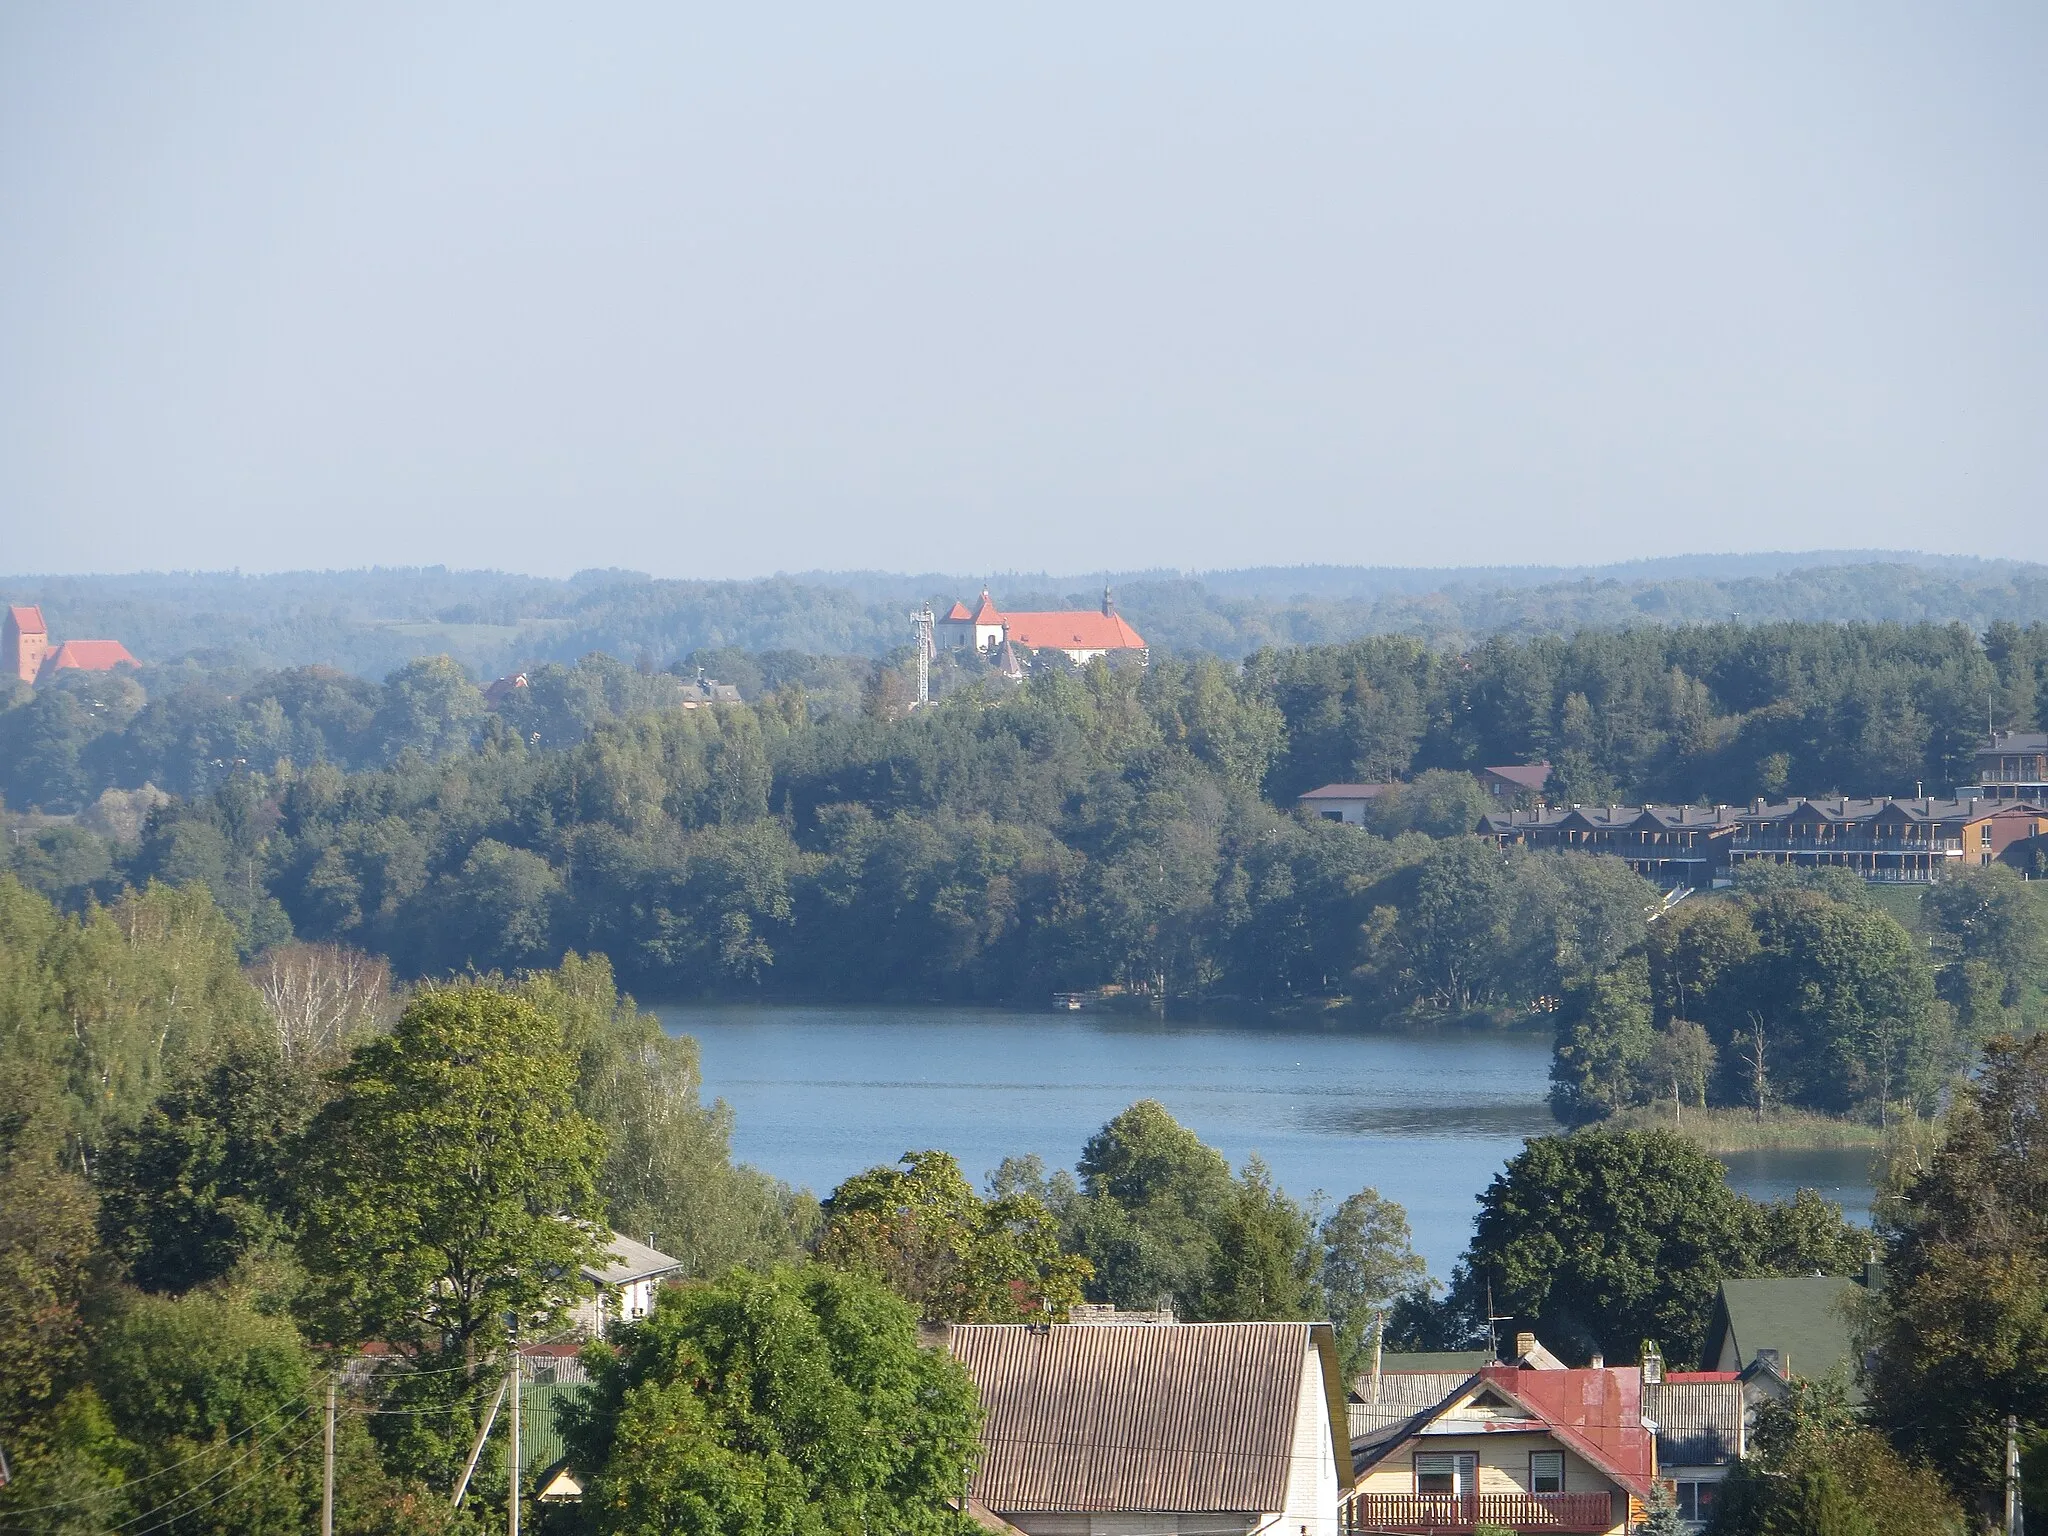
[
  {"left": 944, "top": 601, "right": 973, "bottom": 621},
  {"left": 6, "top": 605, "right": 45, "bottom": 634},
  {"left": 1002, "top": 610, "right": 1147, "bottom": 652},
  {"left": 40, "top": 639, "right": 138, "bottom": 674},
  {"left": 1475, "top": 1367, "right": 1655, "bottom": 1499},
  {"left": 1663, "top": 1371, "right": 1740, "bottom": 1383},
  {"left": 973, "top": 590, "right": 1003, "bottom": 625}
]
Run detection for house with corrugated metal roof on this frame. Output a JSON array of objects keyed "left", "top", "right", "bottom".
[
  {"left": 1643, "top": 1371, "right": 1745, "bottom": 1530},
  {"left": 1346, "top": 1365, "right": 1656, "bottom": 1535},
  {"left": 945, "top": 1319, "right": 1351, "bottom": 1536},
  {"left": 574, "top": 1231, "right": 683, "bottom": 1337}
]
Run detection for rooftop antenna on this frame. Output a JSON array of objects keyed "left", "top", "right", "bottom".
[
  {"left": 909, "top": 604, "right": 934, "bottom": 710},
  {"left": 1485, "top": 1282, "right": 1513, "bottom": 1364}
]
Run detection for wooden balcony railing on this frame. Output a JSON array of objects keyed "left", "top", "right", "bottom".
[{"left": 1343, "top": 1490, "right": 1617, "bottom": 1533}]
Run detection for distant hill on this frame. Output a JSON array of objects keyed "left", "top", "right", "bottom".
[{"left": 3, "top": 552, "right": 2045, "bottom": 676}]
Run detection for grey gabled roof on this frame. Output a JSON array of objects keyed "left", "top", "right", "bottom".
[
  {"left": 579, "top": 1232, "right": 682, "bottom": 1288},
  {"left": 948, "top": 1321, "right": 1351, "bottom": 1514}
]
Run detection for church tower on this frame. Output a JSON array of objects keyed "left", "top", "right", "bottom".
[{"left": 5, "top": 606, "right": 48, "bottom": 684}]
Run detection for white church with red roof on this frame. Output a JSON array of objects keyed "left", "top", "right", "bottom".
[{"left": 936, "top": 588, "right": 1148, "bottom": 666}]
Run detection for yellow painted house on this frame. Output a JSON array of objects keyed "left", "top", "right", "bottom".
[{"left": 1344, "top": 1366, "right": 1656, "bottom": 1535}]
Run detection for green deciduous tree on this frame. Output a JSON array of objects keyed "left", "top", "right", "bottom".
[
  {"left": 818, "top": 1149, "right": 1090, "bottom": 1321},
  {"left": 561, "top": 1264, "right": 982, "bottom": 1536},
  {"left": 1201, "top": 1158, "right": 1317, "bottom": 1322},
  {"left": 0, "top": 1074, "right": 97, "bottom": 1451},
  {"left": 1712, "top": 1375, "right": 1964, "bottom": 1536},
  {"left": 1865, "top": 1031, "right": 2048, "bottom": 1512},
  {"left": 1318, "top": 1187, "right": 1430, "bottom": 1374},
  {"left": 1445, "top": 1129, "right": 1863, "bottom": 1367},
  {"left": 522, "top": 952, "right": 815, "bottom": 1277},
  {"left": 1549, "top": 955, "right": 1657, "bottom": 1122},
  {"left": 293, "top": 986, "right": 607, "bottom": 1365},
  {"left": 1064, "top": 1099, "right": 1236, "bottom": 1312},
  {"left": 97, "top": 1049, "right": 320, "bottom": 1293}
]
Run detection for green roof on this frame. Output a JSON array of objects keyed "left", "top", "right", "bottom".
[
  {"left": 1706, "top": 1277, "right": 1863, "bottom": 1393},
  {"left": 519, "top": 1379, "right": 587, "bottom": 1479},
  {"left": 1374, "top": 1350, "right": 1491, "bottom": 1372}
]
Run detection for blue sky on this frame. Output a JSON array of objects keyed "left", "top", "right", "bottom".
[{"left": 2, "top": 4, "right": 2043, "bottom": 577}]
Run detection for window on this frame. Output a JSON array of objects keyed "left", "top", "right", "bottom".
[
  {"left": 1676, "top": 1481, "right": 1721, "bottom": 1524},
  {"left": 1529, "top": 1452, "right": 1564, "bottom": 1494},
  {"left": 1414, "top": 1453, "right": 1475, "bottom": 1496},
  {"left": 1982, "top": 823, "right": 1994, "bottom": 846}
]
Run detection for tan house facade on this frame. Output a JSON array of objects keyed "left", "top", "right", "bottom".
[{"left": 1346, "top": 1367, "right": 1654, "bottom": 1535}]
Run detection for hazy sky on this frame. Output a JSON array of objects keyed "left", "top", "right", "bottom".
[{"left": 3, "top": 4, "right": 2043, "bottom": 579}]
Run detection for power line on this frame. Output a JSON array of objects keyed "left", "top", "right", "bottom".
[
  {"left": 0, "top": 1384, "right": 331, "bottom": 1517},
  {"left": 105, "top": 1425, "right": 328, "bottom": 1536}
]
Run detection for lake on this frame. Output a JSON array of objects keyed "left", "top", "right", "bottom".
[{"left": 649, "top": 1002, "right": 1878, "bottom": 1280}]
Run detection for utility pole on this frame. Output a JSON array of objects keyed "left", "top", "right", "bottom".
[
  {"left": 508, "top": 1343, "right": 521, "bottom": 1536},
  {"left": 451, "top": 1374, "right": 509, "bottom": 1508},
  {"left": 2008, "top": 1414, "right": 2023, "bottom": 1536},
  {"left": 321, "top": 1378, "right": 336, "bottom": 1536}
]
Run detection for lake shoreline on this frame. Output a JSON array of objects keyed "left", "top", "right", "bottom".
[
  {"left": 1606, "top": 1103, "right": 1887, "bottom": 1152},
  {"left": 648, "top": 1000, "right": 1879, "bottom": 1278}
]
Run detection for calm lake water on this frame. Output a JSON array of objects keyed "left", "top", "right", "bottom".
[{"left": 649, "top": 1002, "right": 1877, "bottom": 1280}]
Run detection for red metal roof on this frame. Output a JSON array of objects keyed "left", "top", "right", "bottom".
[
  {"left": 1002, "top": 610, "right": 1147, "bottom": 652},
  {"left": 40, "top": 639, "right": 137, "bottom": 674},
  {"left": 6, "top": 605, "right": 45, "bottom": 634},
  {"left": 1475, "top": 1367, "right": 1655, "bottom": 1499}
]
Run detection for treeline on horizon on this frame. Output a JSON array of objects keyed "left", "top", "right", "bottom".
[
  {"left": 8, "top": 553, "right": 2048, "bottom": 673},
  {"left": 4, "top": 620, "right": 2047, "bottom": 1040}
]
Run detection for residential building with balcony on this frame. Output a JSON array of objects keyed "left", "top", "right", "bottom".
[
  {"left": 1727, "top": 797, "right": 2048, "bottom": 882},
  {"left": 1475, "top": 804, "right": 1741, "bottom": 889},
  {"left": 1956, "top": 729, "right": 2048, "bottom": 806},
  {"left": 1345, "top": 1364, "right": 1654, "bottom": 1535}
]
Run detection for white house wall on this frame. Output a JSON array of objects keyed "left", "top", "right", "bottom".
[{"left": 1280, "top": 1340, "right": 1339, "bottom": 1536}]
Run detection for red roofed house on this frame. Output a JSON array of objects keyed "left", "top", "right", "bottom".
[
  {"left": 5, "top": 606, "right": 49, "bottom": 684},
  {"left": 1347, "top": 1365, "right": 1655, "bottom": 1534},
  {"left": 934, "top": 588, "right": 1148, "bottom": 666},
  {"left": 5, "top": 606, "right": 138, "bottom": 684},
  {"left": 41, "top": 639, "right": 139, "bottom": 679}
]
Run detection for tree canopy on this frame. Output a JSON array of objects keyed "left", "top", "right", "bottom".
[
  {"left": 560, "top": 1264, "right": 983, "bottom": 1536},
  {"left": 1441, "top": 1128, "right": 1866, "bottom": 1366},
  {"left": 293, "top": 986, "right": 609, "bottom": 1363}
]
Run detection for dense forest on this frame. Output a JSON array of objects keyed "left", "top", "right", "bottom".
[
  {"left": 3, "top": 622, "right": 2045, "bottom": 1026},
  {"left": 7, "top": 553, "right": 2048, "bottom": 674}
]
